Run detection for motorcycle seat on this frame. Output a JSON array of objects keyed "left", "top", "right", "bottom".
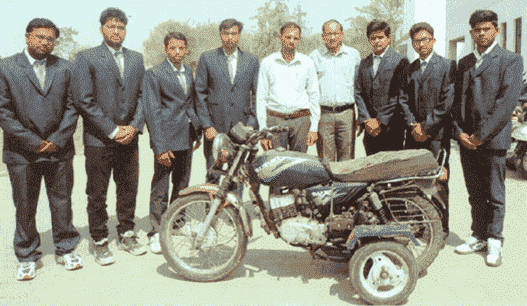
[{"left": 327, "top": 149, "right": 439, "bottom": 183}]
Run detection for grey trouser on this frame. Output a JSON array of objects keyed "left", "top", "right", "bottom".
[{"left": 316, "top": 108, "right": 356, "bottom": 162}]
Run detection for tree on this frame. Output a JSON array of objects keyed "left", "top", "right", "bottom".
[
  {"left": 53, "top": 27, "right": 89, "bottom": 62},
  {"left": 345, "top": 0, "right": 409, "bottom": 58}
]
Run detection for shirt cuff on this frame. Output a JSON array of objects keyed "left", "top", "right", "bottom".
[{"left": 108, "top": 127, "right": 119, "bottom": 139}]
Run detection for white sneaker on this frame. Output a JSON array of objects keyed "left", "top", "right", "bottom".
[
  {"left": 16, "top": 260, "right": 43, "bottom": 281},
  {"left": 149, "top": 233, "right": 162, "bottom": 254},
  {"left": 455, "top": 236, "right": 486, "bottom": 254},
  {"left": 55, "top": 251, "right": 83, "bottom": 270},
  {"left": 486, "top": 238, "right": 503, "bottom": 267}
]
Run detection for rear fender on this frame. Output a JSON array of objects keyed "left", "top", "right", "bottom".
[
  {"left": 178, "top": 184, "right": 253, "bottom": 237},
  {"left": 345, "top": 224, "right": 419, "bottom": 251}
]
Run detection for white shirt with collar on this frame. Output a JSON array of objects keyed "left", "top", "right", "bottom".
[
  {"left": 104, "top": 42, "right": 125, "bottom": 140},
  {"left": 419, "top": 51, "right": 434, "bottom": 73},
  {"left": 223, "top": 47, "right": 238, "bottom": 83},
  {"left": 24, "top": 48, "right": 46, "bottom": 82},
  {"left": 256, "top": 50, "right": 321, "bottom": 132},
  {"left": 166, "top": 58, "right": 188, "bottom": 94},
  {"left": 309, "top": 44, "right": 361, "bottom": 106},
  {"left": 372, "top": 46, "right": 390, "bottom": 76},
  {"left": 473, "top": 40, "right": 498, "bottom": 69}
]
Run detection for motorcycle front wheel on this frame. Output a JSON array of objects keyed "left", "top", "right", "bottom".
[
  {"left": 349, "top": 241, "right": 417, "bottom": 305},
  {"left": 160, "top": 193, "right": 248, "bottom": 282}
]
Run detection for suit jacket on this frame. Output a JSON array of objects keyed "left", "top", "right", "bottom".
[
  {"left": 72, "top": 43, "right": 145, "bottom": 148},
  {"left": 143, "top": 60, "right": 208, "bottom": 155},
  {"left": 354, "top": 47, "right": 410, "bottom": 132},
  {"left": 402, "top": 52, "right": 456, "bottom": 152},
  {"left": 453, "top": 45, "right": 524, "bottom": 150},
  {"left": 195, "top": 47, "right": 259, "bottom": 133},
  {"left": 0, "top": 52, "right": 78, "bottom": 164}
]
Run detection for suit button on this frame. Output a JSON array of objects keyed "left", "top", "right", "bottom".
[{"left": 231, "top": 87, "right": 234, "bottom": 92}]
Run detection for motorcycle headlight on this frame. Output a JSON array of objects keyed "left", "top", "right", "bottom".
[{"left": 212, "top": 133, "right": 235, "bottom": 164}]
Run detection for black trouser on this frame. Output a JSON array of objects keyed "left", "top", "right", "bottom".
[
  {"left": 363, "top": 126, "right": 405, "bottom": 156},
  {"left": 8, "top": 159, "right": 80, "bottom": 262},
  {"left": 85, "top": 146, "right": 139, "bottom": 242},
  {"left": 148, "top": 149, "right": 192, "bottom": 237},
  {"left": 406, "top": 135, "right": 451, "bottom": 235},
  {"left": 460, "top": 147, "right": 506, "bottom": 242}
]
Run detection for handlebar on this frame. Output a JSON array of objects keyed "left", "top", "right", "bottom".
[{"left": 245, "top": 125, "right": 290, "bottom": 147}]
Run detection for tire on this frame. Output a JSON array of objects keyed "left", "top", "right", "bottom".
[
  {"left": 159, "top": 193, "right": 248, "bottom": 282},
  {"left": 349, "top": 241, "right": 418, "bottom": 305},
  {"left": 382, "top": 193, "right": 443, "bottom": 275}
]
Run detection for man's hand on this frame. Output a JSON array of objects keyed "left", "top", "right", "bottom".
[
  {"left": 116, "top": 126, "right": 137, "bottom": 145},
  {"left": 204, "top": 127, "right": 218, "bottom": 141},
  {"left": 365, "top": 118, "right": 381, "bottom": 137},
  {"left": 459, "top": 133, "right": 477, "bottom": 150},
  {"left": 36, "top": 140, "right": 57, "bottom": 153},
  {"left": 307, "top": 132, "right": 318, "bottom": 146},
  {"left": 469, "top": 134, "right": 483, "bottom": 147},
  {"left": 411, "top": 123, "right": 430, "bottom": 142},
  {"left": 192, "top": 140, "right": 201, "bottom": 151},
  {"left": 260, "top": 139, "right": 273, "bottom": 151},
  {"left": 156, "top": 151, "right": 174, "bottom": 167}
]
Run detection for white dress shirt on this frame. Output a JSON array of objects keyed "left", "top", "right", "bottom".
[
  {"left": 24, "top": 48, "right": 47, "bottom": 83},
  {"left": 105, "top": 42, "right": 126, "bottom": 139},
  {"left": 167, "top": 58, "right": 188, "bottom": 94},
  {"left": 223, "top": 47, "right": 238, "bottom": 83},
  {"left": 256, "top": 50, "right": 321, "bottom": 132},
  {"left": 372, "top": 46, "right": 390, "bottom": 76},
  {"left": 473, "top": 40, "right": 498, "bottom": 69},
  {"left": 309, "top": 44, "right": 361, "bottom": 106},
  {"left": 420, "top": 51, "right": 433, "bottom": 73}
]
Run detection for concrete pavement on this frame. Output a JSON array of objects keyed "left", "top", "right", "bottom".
[{"left": 1, "top": 132, "right": 526, "bottom": 305}]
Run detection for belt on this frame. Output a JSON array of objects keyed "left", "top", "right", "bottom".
[
  {"left": 320, "top": 104, "right": 355, "bottom": 113},
  {"left": 267, "top": 109, "right": 311, "bottom": 120}
]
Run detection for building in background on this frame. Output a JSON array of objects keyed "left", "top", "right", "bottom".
[{"left": 402, "top": 0, "right": 525, "bottom": 63}]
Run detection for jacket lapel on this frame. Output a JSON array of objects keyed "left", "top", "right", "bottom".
[
  {"left": 122, "top": 47, "right": 132, "bottom": 83},
  {"left": 473, "top": 45, "right": 500, "bottom": 77},
  {"left": 100, "top": 43, "right": 123, "bottom": 87},
  {"left": 17, "top": 52, "right": 45, "bottom": 96},
  {"left": 373, "top": 47, "right": 392, "bottom": 79},
  {"left": 366, "top": 54, "right": 374, "bottom": 81},
  {"left": 232, "top": 48, "right": 246, "bottom": 86},
  {"left": 163, "top": 60, "right": 187, "bottom": 97},
  {"left": 217, "top": 48, "right": 232, "bottom": 83},
  {"left": 42, "top": 55, "right": 59, "bottom": 96},
  {"left": 421, "top": 52, "right": 437, "bottom": 83}
]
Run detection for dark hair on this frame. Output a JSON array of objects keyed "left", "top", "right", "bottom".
[
  {"left": 409, "top": 22, "right": 434, "bottom": 39},
  {"left": 322, "top": 19, "right": 344, "bottom": 33},
  {"left": 100, "top": 7, "right": 128, "bottom": 26},
  {"left": 469, "top": 10, "right": 498, "bottom": 29},
  {"left": 366, "top": 19, "right": 391, "bottom": 38},
  {"left": 26, "top": 18, "right": 60, "bottom": 38},
  {"left": 164, "top": 32, "right": 188, "bottom": 48},
  {"left": 280, "top": 22, "right": 302, "bottom": 36},
  {"left": 219, "top": 18, "right": 243, "bottom": 34}
]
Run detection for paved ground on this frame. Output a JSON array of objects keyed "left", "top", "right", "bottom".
[{"left": 1, "top": 131, "right": 526, "bottom": 306}]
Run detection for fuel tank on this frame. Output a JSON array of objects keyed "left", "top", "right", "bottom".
[{"left": 250, "top": 148, "right": 332, "bottom": 189}]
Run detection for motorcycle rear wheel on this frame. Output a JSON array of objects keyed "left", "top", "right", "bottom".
[
  {"left": 382, "top": 193, "right": 442, "bottom": 275},
  {"left": 349, "top": 241, "right": 417, "bottom": 305},
  {"left": 160, "top": 193, "right": 248, "bottom": 282}
]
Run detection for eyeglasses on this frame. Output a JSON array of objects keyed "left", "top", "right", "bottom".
[
  {"left": 412, "top": 38, "right": 434, "bottom": 44},
  {"left": 34, "top": 35, "right": 55, "bottom": 43},
  {"left": 106, "top": 25, "right": 126, "bottom": 31}
]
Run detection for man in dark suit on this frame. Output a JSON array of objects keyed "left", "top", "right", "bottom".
[
  {"left": 143, "top": 32, "right": 207, "bottom": 254},
  {"left": 402, "top": 22, "right": 456, "bottom": 245},
  {"left": 453, "top": 10, "right": 523, "bottom": 267},
  {"left": 195, "top": 18, "right": 260, "bottom": 186},
  {"left": 355, "top": 20, "right": 410, "bottom": 155},
  {"left": 72, "top": 7, "right": 147, "bottom": 266},
  {"left": 0, "top": 18, "right": 82, "bottom": 280}
]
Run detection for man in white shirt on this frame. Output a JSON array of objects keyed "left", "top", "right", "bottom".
[
  {"left": 257, "top": 22, "right": 320, "bottom": 154},
  {"left": 310, "top": 20, "right": 361, "bottom": 161}
]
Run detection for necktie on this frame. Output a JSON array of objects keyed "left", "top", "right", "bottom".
[
  {"left": 114, "top": 51, "right": 123, "bottom": 78},
  {"left": 373, "top": 55, "right": 382, "bottom": 76},
  {"left": 176, "top": 71, "right": 187, "bottom": 95},
  {"left": 421, "top": 61, "right": 427, "bottom": 73},
  {"left": 33, "top": 60, "right": 46, "bottom": 90},
  {"left": 228, "top": 55, "right": 235, "bottom": 84}
]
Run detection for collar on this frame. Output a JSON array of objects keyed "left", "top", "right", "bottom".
[
  {"left": 373, "top": 46, "right": 389, "bottom": 59},
  {"left": 24, "top": 48, "right": 46, "bottom": 65},
  {"left": 420, "top": 52, "right": 434, "bottom": 65},
  {"left": 275, "top": 49, "right": 301, "bottom": 64},
  {"left": 473, "top": 40, "right": 498, "bottom": 60},
  {"left": 166, "top": 58, "right": 185, "bottom": 73},
  {"left": 324, "top": 44, "right": 349, "bottom": 56},
  {"left": 104, "top": 42, "right": 123, "bottom": 56},
  {"left": 223, "top": 47, "right": 239, "bottom": 59}
]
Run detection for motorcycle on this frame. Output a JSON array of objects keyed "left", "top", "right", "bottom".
[
  {"left": 507, "top": 94, "right": 527, "bottom": 178},
  {"left": 159, "top": 123, "right": 446, "bottom": 305}
]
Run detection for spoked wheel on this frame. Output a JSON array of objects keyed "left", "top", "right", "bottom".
[
  {"left": 349, "top": 241, "right": 417, "bottom": 305},
  {"left": 383, "top": 193, "right": 442, "bottom": 274},
  {"left": 159, "top": 193, "right": 248, "bottom": 282}
]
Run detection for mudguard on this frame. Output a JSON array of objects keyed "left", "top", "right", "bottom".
[
  {"left": 178, "top": 184, "right": 253, "bottom": 237},
  {"left": 345, "top": 224, "right": 420, "bottom": 251}
]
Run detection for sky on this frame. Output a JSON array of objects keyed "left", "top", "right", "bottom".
[{"left": 1, "top": 0, "right": 371, "bottom": 57}]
